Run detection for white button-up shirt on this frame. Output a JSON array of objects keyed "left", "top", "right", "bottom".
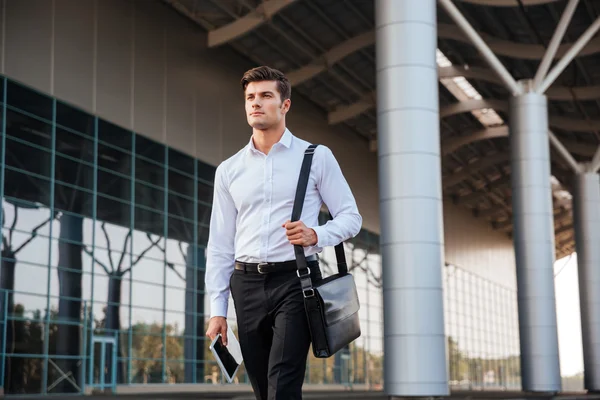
[{"left": 205, "top": 128, "right": 362, "bottom": 318}]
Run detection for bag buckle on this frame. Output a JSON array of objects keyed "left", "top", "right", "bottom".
[
  {"left": 296, "top": 267, "right": 311, "bottom": 278},
  {"left": 257, "top": 263, "right": 269, "bottom": 274},
  {"left": 303, "top": 288, "right": 315, "bottom": 298}
]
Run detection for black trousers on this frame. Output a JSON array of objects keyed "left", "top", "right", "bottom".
[{"left": 230, "top": 261, "right": 321, "bottom": 400}]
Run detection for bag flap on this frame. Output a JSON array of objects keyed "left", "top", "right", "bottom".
[{"left": 316, "top": 274, "right": 360, "bottom": 326}]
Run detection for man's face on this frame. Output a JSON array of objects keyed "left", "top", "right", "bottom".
[{"left": 244, "top": 80, "right": 290, "bottom": 130}]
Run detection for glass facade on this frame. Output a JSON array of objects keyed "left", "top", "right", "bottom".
[
  {"left": 444, "top": 263, "right": 521, "bottom": 391},
  {"left": 0, "top": 75, "right": 520, "bottom": 395},
  {"left": 0, "top": 75, "right": 216, "bottom": 394}
]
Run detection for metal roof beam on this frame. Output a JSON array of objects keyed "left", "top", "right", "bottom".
[
  {"left": 332, "top": 66, "right": 600, "bottom": 125},
  {"left": 441, "top": 66, "right": 600, "bottom": 100},
  {"left": 287, "top": 31, "right": 374, "bottom": 86},
  {"left": 440, "top": 98, "right": 508, "bottom": 118},
  {"left": 442, "top": 126, "right": 509, "bottom": 155},
  {"left": 546, "top": 85, "right": 600, "bottom": 101},
  {"left": 437, "top": 23, "right": 600, "bottom": 60},
  {"left": 549, "top": 116, "right": 600, "bottom": 132},
  {"left": 556, "top": 224, "right": 573, "bottom": 236},
  {"left": 455, "top": 175, "right": 512, "bottom": 205},
  {"left": 533, "top": 0, "right": 580, "bottom": 89},
  {"left": 328, "top": 91, "right": 375, "bottom": 124},
  {"left": 478, "top": 206, "right": 507, "bottom": 220},
  {"left": 332, "top": 89, "right": 600, "bottom": 131},
  {"left": 331, "top": 96, "right": 509, "bottom": 125},
  {"left": 439, "top": 125, "right": 590, "bottom": 171},
  {"left": 443, "top": 153, "right": 509, "bottom": 189},
  {"left": 438, "top": 0, "right": 522, "bottom": 95},
  {"left": 537, "top": 16, "right": 600, "bottom": 93},
  {"left": 207, "top": 0, "right": 297, "bottom": 47},
  {"left": 286, "top": 21, "right": 600, "bottom": 88},
  {"left": 548, "top": 131, "right": 583, "bottom": 173}
]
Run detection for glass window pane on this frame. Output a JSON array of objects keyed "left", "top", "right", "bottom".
[
  {"left": 98, "top": 119, "right": 131, "bottom": 152},
  {"left": 56, "top": 127, "right": 94, "bottom": 163},
  {"left": 97, "top": 169, "right": 131, "bottom": 203},
  {"left": 136, "top": 135, "right": 164, "bottom": 165},
  {"left": 56, "top": 101, "right": 94, "bottom": 138},
  {"left": 197, "top": 160, "right": 215, "bottom": 184},
  {"left": 97, "top": 194, "right": 131, "bottom": 228},
  {"left": 168, "top": 148, "right": 194, "bottom": 177},
  {"left": 53, "top": 183, "right": 94, "bottom": 216},
  {"left": 134, "top": 206, "right": 164, "bottom": 236},
  {"left": 4, "top": 170, "right": 50, "bottom": 209},
  {"left": 7, "top": 80, "right": 52, "bottom": 121},
  {"left": 98, "top": 142, "right": 132, "bottom": 176},
  {"left": 5, "top": 137, "right": 52, "bottom": 179},
  {"left": 136, "top": 158, "right": 164, "bottom": 188},
  {"left": 5, "top": 108, "right": 52, "bottom": 149}
]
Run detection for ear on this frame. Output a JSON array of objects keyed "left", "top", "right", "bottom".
[{"left": 281, "top": 98, "right": 291, "bottom": 114}]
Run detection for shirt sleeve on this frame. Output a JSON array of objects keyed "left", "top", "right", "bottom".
[
  {"left": 310, "top": 146, "right": 362, "bottom": 247},
  {"left": 205, "top": 163, "right": 237, "bottom": 319}
]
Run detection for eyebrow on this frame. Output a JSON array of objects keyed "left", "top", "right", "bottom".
[{"left": 246, "top": 91, "right": 275, "bottom": 96}]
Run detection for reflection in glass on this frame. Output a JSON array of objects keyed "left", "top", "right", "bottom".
[{"left": 1, "top": 199, "right": 54, "bottom": 394}]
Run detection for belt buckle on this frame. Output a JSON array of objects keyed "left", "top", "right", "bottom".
[{"left": 257, "top": 262, "right": 268, "bottom": 274}]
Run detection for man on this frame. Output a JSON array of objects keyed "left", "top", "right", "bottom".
[{"left": 205, "top": 66, "right": 362, "bottom": 400}]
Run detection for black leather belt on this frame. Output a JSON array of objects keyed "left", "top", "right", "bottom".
[{"left": 235, "top": 255, "right": 317, "bottom": 274}]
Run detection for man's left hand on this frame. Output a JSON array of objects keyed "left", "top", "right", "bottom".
[{"left": 282, "top": 220, "right": 318, "bottom": 247}]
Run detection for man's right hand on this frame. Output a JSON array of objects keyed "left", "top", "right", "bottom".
[{"left": 206, "top": 316, "right": 228, "bottom": 346}]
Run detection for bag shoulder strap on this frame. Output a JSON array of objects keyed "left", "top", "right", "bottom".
[{"left": 292, "top": 144, "right": 348, "bottom": 276}]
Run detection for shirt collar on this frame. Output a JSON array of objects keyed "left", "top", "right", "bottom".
[{"left": 247, "top": 128, "right": 293, "bottom": 154}]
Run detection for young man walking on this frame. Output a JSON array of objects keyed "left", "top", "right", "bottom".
[{"left": 205, "top": 66, "right": 362, "bottom": 400}]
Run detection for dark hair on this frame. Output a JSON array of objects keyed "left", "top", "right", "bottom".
[{"left": 241, "top": 66, "right": 291, "bottom": 101}]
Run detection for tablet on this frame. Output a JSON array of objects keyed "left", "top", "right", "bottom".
[{"left": 209, "top": 328, "right": 243, "bottom": 383}]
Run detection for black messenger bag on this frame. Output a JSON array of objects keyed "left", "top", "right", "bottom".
[{"left": 292, "top": 144, "right": 361, "bottom": 358}]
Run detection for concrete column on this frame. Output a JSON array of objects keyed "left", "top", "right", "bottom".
[
  {"left": 573, "top": 172, "right": 600, "bottom": 392},
  {"left": 375, "top": 0, "right": 448, "bottom": 396},
  {"left": 509, "top": 82, "right": 561, "bottom": 392}
]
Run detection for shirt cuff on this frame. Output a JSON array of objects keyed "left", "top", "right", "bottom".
[
  {"left": 210, "top": 297, "right": 229, "bottom": 319},
  {"left": 311, "top": 225, "right": 329, "bottom": 248}
]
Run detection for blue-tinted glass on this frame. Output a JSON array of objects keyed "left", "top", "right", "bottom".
[
  {"left": 56, "top": 101, "right": 94, "bottom": 138},
  {"left": 168, "top": 213, "right": 194, "bottom": 244},
  {"left": 135, "top": 181, "right": 164, "bottom": 214},
  {"left": 197, "top": 183, "right": 213, "bottom": 210},
  {"left": 98, "top": 119, "right": 131, "bottom": 152},
  {"left": 97, "top": 168, "right": 131, "bottom": 202},
  {"left": 197, "top": 160, "right": 215, "bottom": 183},
  {"left": 6, "top": 81, "right": 52, "bottom": 121},
  {"left": 5, "top": 136, "right": 52, "bottom": 179},
  {"left": 134, "top": 206, "right": 164, "bottom": 237},
  {"left": 55, "top": 126, "right": 94, "bottom": 163},
  {"left": 97, "top": 191, "right": 131, "bottom": 229},
  {"left": 135, "top": 134, "right": 164, "bottom": 164},
  {"left": 5, "top": 108, "right": 52, "bottom": 149},
  {"left": 98, "top": 141, "right": 131, "bottom": 175},
  {"left": 3, "top": 168, "right": 50, "bottom": 210},
  {"left": 168, "top": 147, "right": 194, "bottom": 177}
]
